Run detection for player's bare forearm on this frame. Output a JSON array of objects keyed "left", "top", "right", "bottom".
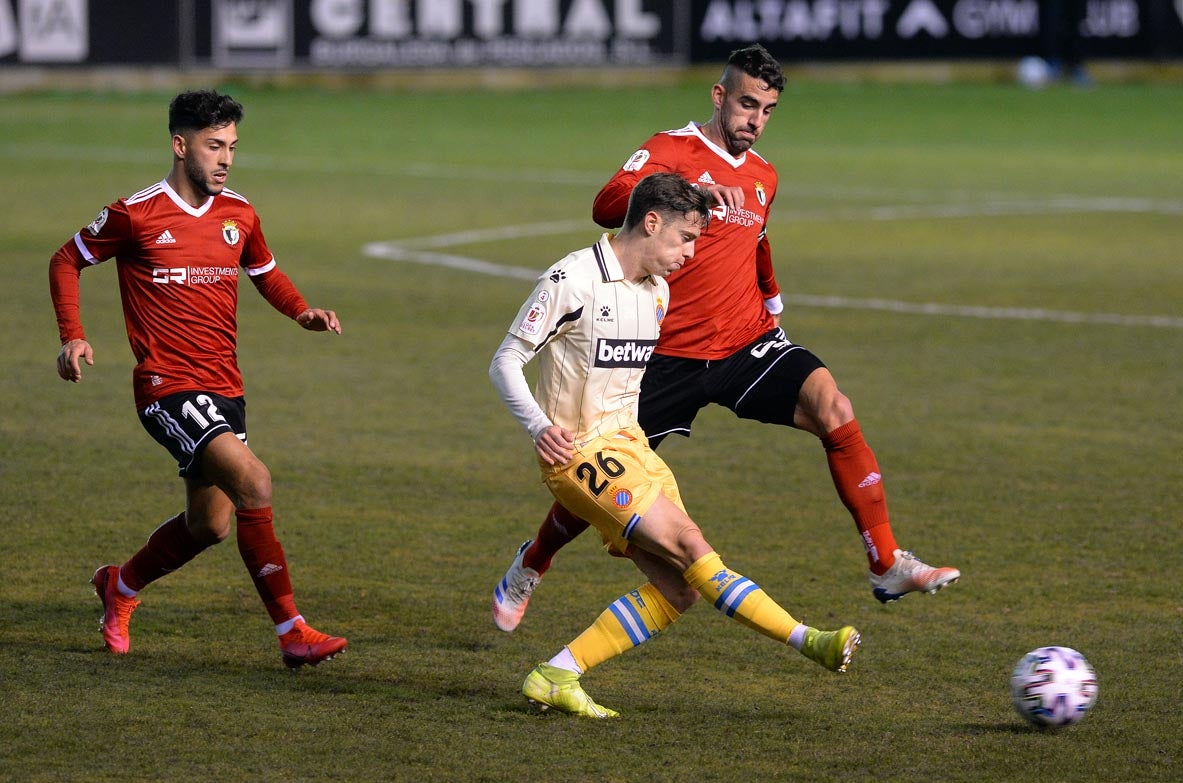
[{"left": 296, "top": 308, "right": 342, "bottom": 334}]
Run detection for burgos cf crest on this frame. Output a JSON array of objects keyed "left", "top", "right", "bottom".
[
  {"left": 222, "top": 219, "right": 240, "bottom": 246},
  {"left": 754, "top": 181, "right": 766, "bottom": 207}
]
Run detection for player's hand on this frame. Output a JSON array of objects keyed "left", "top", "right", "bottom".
[
  {"left": 296, "top": 308, "right": 342, "bottom": 334},
  {"left": 704, "top": 183, "right": 745, "bottom": 211},
  {"left": 56, "top": 339, "right": 93, "bottom": 383},
  {"left": 535, "top": 425, "right": 575, "bottom": 466}
]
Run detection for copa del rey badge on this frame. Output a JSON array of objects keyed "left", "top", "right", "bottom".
[{"left": 222, "top": 219, "right": 240, "bottom": 246}]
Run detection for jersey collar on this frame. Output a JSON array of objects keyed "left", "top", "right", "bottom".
[
  {"left": 159, "top": 178, "right": 216, "bottom": 217},
  {"left": 596, "top": 233, "right": 659, "bottom": 287},
  {"left": 684, "top": 122, "right": 747, "bottom": 169},
  {"left": 593, "top": 233, "right": 625, "bottom": 282}
]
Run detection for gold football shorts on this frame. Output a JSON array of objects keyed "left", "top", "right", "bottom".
[{"left": 541, "top": 424, "right": 685, "bottom": 556}]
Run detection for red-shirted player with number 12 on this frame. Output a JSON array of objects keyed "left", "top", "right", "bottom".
[{"left": 49, "top": 90, "right": 347, "bottom": 668}]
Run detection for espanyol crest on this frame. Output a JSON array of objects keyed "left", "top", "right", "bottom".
[
  {"left": 222, "top": 219, "right": 240, "bottom": 246},
  {"left": 754, "top": 181, "right": 766, "bottom": 207}
]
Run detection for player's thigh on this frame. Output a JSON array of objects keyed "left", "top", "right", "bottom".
[
  {"left": 712, "top": 330, "right": 826, "bottom": 427},
  {"left": 199, "top": 431, "right": 272, "bottom": 508},
  {"left": 544, "top": 429, "right": 684, "bottom": 556},
  {"left": 624, "top": 493, "right": 712, "bottom": 572},
  {"left": 139, "top": 391, "right": 247, "bottom": 479},
  {"left": 637, "top": 355, "right": 710, "bottom": 445}
]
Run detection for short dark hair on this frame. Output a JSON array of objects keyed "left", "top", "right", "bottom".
[
  {"left": 168, "top": 90, "right": 244, "bottom": 136},
  {"left": 623, "top": 173, "right": 713, "bottom": 232},
  {"left": 721, "top": 43, "right": 785, "bottom": 93}
]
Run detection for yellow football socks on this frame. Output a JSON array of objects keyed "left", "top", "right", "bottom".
[
  {"left": 684, "top": 551, "right": 800, "bottom": 644},
  {"left": 568, "top": 583, "right": 680, "bottom": 672}
]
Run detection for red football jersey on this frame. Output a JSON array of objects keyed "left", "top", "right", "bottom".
[
  {"left": 50, "top": 179, "right": 306, "bottom": 409},
  {"left": 593, "top": 122, "right": 780, "bottom": 360}
]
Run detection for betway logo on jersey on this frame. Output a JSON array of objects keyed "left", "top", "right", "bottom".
[
  {"left": 595, "top": 338, "right": 657, "bottom": 368},
  {"left": 152, "top": 266, "right": 239, "bottom": 285}
]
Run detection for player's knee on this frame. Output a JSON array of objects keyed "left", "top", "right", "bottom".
[
  {"left": 234, "top": 463, "right": 273, "bottom": 509},
  {"left": 805, "top": 386, "right": 854, "bottom": 434},
  {"left": 825, "top": 391, "right": 855, "bottom": 430},
  {"left": 666, "top": 585, "right": 700, "bottom": 613},
  {"left": 188, "top": 512, "right": 232, "bottom": 545},
  {"left": 671, "top": 521, "right": 712, "bottom": 569}
]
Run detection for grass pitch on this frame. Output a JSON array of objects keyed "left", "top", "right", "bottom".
[{"left": 1, "top": 78, "right": 1181, "bottom": 782}]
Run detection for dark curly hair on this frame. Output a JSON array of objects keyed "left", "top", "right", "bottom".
[
  {"left": 722, "top": 44, "right": 785, "bottom": 92},
  {"left": 168, "top": 90, "right": 244, "bottom": 136}
]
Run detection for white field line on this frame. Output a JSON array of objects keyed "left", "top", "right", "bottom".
[
  {"left": 5, "top": 143, "right": 1183, "bottom": 216},
  {"left": 8, "top": 143, "right": 1176, "bottom": 326},
  {"left": 365, "top": 220, "right": 1183, "bottom": 329}
]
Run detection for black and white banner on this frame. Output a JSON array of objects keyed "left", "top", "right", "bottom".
[
  {"left": 192, "top": 0, "right": 689, "bottom": 69},
  {"left": 692, "top": 0, "right": 1183, "bottom": 60},
  {"left": 1, "top": 0, "right": 1181, "bottom": 67}
]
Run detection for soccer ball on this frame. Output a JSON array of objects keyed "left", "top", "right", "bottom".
[
  {"left": 1010, "top": 646, "right": 1098, "bottom": 727},
  {"left": 1016, "top": 56, "right": 1052, "bottom": 89}
]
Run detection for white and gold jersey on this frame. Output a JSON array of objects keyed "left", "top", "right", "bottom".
[{"left": 506, "top": 233, "right": 668, "bottom": 445}]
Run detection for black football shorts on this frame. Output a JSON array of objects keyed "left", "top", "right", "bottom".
[
  {"left": 638, "top": 328, "right": 825, "bottom": 447},
  {"left": 139, "top": 391, "right": 247, "bottom": 479}
]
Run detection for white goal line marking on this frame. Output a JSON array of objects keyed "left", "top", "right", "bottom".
[{"left": 364, "top": 220, "right": 1183, "bottom": 330}]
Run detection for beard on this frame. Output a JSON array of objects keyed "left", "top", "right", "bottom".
[
  {"left": 185, "top": 157, "right": 224, "bottom": 197},
  {"left": 723, "top": 124, "right": 756, "bottom": 155}
]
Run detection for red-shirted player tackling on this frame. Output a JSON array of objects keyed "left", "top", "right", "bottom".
[
  {"left": 591, "top": 121, "right": 780, "bottom": 361},
  {"left": 493, "top": 45, "right": 960, "bottom": 632},
  {"left": 50, "top": 90, "right": 347, "bottom": 668}
]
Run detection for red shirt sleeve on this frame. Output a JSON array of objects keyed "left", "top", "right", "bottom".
[
  {"left": 239, "top": 211, "right": 308, "bottom": 320},
  {"left": 49, "top": 201, "right": 133, "bottom": 344},
  {"left": 250, "top": 266, "right": 308, "bottom": 320},
  {"left": 48, "top": 240, "right": 89, "bottom": 344},
  {"left": 755, "top": 233, "right": 779, "bottom": 300},
  {"left": 592, "top": 137, "right": 674, "bottom": 229},
  {"left": 592, "top": 174, "right": 634, "bottom": 229},
  {"left": 756, "top": 179, "right": 780, "bottom": 300}
]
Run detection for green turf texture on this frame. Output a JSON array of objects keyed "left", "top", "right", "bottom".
[{"left": 1, "top": 79, "right": 1180, "bottom": 781}]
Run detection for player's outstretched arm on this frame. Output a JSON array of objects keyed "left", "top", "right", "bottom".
[
  {"left": 56, "top": 338, "right": 94, "bottom": 383},
  {"left": 296, "top": 308, "right": 342, "bottom": 334}
]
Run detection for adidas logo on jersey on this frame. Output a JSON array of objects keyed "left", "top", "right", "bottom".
[
  {"left": 155, "top": 230, "right": 177, "bottom": 245},
  {"left": 697, "top": 171, "right": 716, "bottom": 185}
]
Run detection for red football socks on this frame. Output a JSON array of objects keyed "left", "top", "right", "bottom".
[
  {"left": 121, "top": 512, "right": 210, "bottom": 592},
  {"left": 822, "top": 420, "right": 899, "bottom": 574},
  {"left": 522, "top": 501, "right": 590, "bottom": 574},
  {"left": 235, "top": 506, "right": 298, "bottom": 624}
]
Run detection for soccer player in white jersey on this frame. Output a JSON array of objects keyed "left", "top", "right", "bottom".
[
  {"left": 490, "top": 173, "right": 860, "bottom": 718},
  {"left": 493, "top": 44, "right": 959, "bottom": 633}
]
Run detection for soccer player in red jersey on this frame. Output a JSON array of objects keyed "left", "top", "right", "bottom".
[
  {"left": 49, "top": 90, "right": 347, "bottom": 668},
  {"left": 493, "top": 45, "right": 960, "bottom": 631}
]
